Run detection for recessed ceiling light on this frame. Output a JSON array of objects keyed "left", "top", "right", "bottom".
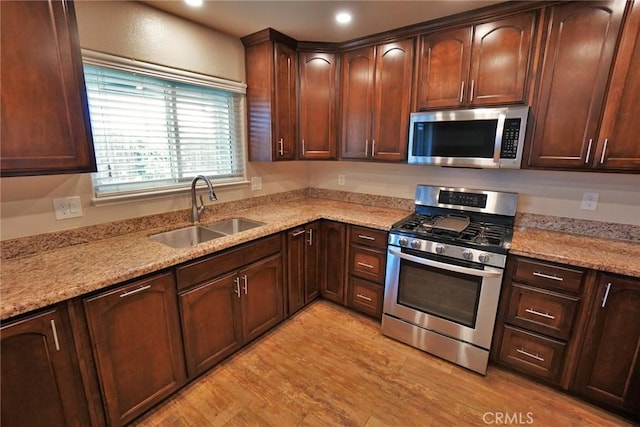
[
  {"left": 184, "top": 0, "right": 203, "bottom": 7},
  {"left": 336, "top": 12, "right": 352, "bottom": 24}
]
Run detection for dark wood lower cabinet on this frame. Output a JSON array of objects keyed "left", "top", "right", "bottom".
[
  {"left": 286, "top": 222, "right": 321, "bottom": 316},
  {"left": 572, "top": 274, "right": 640, "bottom": 416},
  {"left": 319, "top": 221, "right": 347, "bottom": 304},
  {"left": 83, "top": 272, "right": 186, "bottom": 426},
  {"left": 1, "top": 307, "right": 90, "bottom": 427}
]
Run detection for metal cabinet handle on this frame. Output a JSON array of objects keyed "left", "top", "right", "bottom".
[
  {"left": 120, "top": 285, "right": 151, "bottom": 298},
  {"left": 601, "top": 282, "right": 612, "bottom": 308},
  {"left": 307, "top": 228, "right": 313, "bottom": 246},
  {"left": 516, "top": 348, "right": 544, "bottom": 362},
  {"left": 372, "top": 139, "right": 376, "bottom": 157},
  {"left": 51, "top": 320, "right": 60, "bottom": 351},
  {"left": 358, "top": 234, "right": 375, "bottom": 241},
  {"left": 469, "top": 80, "right": 475, "bottom": 101},
  {"left": 600, "top": 139, "right": 608, "bottom": 164},
  {"left": 278, "top": 138, "right": 284, "bottom": 156},
  {"left": 525, "top": 308, "right": 555, "bottom": 320},
  {"left": 459, "top": 81, "right": 465, "bottom": 103},
  {"left": 357, "top": 261, "right": 374, "bottom": 269},
  {"left": 585, "top": 138, "right": 593, "bottom": 164},
  {"left": 356, "top": 294, "right": 372, "bottom": 302},
  {"left": 301, "top": 139, "right": 306, "bottom": 156},
  {"left": 292, "top": 229, "right": 306, "bottom": 237},
  {"left": 234, "top": 277, "right": 241, "bottom": 298},
  {"left": 532, "top": 271, "right": 563, "bottom": 281},
  {"left": 242, "top": 275, "right": 248, "bottom": 295},
  {"left": 365, "top": 139, "right": 369, "bottom": 157}
]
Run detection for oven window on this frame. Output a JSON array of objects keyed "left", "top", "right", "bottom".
[{"left": 397, "top": 259, "right": 481, "bottom": 328}]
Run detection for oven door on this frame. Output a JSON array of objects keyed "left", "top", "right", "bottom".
[{"left": 383, "top": 247, "right": 503, "bottom": 350}]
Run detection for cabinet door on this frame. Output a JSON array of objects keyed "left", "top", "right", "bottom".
[
  {"left": 416, "top": 27, "right": 472, "bottom": 110},
  {"left": 372, "top": 39, "right": 414, "bottom": 161},
  {"left": 299, "top": 52, "right": 338, "bottom": 159},
  {"left": 240, "top": 254, "right": 284, "bottom": 343},
  {"left": 286, "top": 227, "right": 307, "bottom": 316},
  {"left": 84, "top": 272, "right": 186, "bottom": 426},
  {"left": 305, "top": 221, "right": 321, "bottom": 302},
  {"left": 1, "top": 309, "right": 90, "bottom": 427},
  {"left": 341, "top": 46, "right": 375, "bottom": 159},
  {"left": 526, "top": 0, "right": 627, "bottom": 169},
  {"left": 573, "top": 274, "right": 640, "bottom": 414},
  {"left": 0, "top": 0, "right": 96, "bottom": 176},
  {"left": 179, "top": 272, "right": 243, "bottom": 378},
  {"left": 320, "top": 221, "right": 347, "bottom": 304},
  {"left": 274, "top": 42, "right": 297, "bottom": 160},
  {"left": 470, "top": 12, "right": 536, "bottom": 106},
  {"left": 594, "top": 0, "right": 640, "bottom": 171}
]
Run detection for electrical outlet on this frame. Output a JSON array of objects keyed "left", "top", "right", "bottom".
[
  {"left": 580, "top": 192, "right": 599, "bottom": 211},
  {"left": 251, "top": 176, "right": 262, "bottom": 191},
  {"left": 53, "top": 196, "right": 83, "bottom": 220},
  {"left": 338, "top": 174, "right": 345, "bottom": 186}
]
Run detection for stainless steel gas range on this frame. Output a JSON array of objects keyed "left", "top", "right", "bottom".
[{"left": 382, "top": 184, "right": 518, "bottom": 375}]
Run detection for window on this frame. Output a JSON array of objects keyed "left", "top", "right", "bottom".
[{"left": 82, "top": 51, "right": 247, "bottom": 199}]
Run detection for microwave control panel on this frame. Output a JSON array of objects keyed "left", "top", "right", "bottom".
[{"left": 500, "top": 119, "right": 521, "bottom": 159}]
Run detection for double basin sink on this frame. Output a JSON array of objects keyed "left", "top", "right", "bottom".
[{"left": 150, "top": 218, "right": 264, "bottom": 248}]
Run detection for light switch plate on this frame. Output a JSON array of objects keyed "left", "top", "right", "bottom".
[
  {"left": 251, "top": 177, "right": 262, "bottom": 191},
  {"left": 53, "top": 196, "right": 83, "bottom": 220},
  {"left": 580, "top": 192, "right": 599, "bottom": 211}
]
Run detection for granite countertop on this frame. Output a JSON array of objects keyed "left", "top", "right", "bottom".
[{"left": 2, "top": 196, "right": 638, "bottom": 321}]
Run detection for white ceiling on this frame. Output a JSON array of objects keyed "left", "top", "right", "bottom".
[{"left": 140, "top": 0, "right": 505, "bottom": 43}]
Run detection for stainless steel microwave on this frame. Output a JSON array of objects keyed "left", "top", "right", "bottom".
[{"left": 407, "top": 106, "right": 529, "bottom": 169}]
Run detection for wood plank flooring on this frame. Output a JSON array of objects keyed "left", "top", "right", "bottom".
[{"left": 132, "top": 301, "right": 633, "bottom": 426}]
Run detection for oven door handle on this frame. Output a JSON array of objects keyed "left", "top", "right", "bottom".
[{"left": 389, "top": 249, "right": 502, "bottom": 278}]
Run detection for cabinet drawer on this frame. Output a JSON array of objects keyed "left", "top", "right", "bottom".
[
  {"left": 349, "top": 226, "right": 388, "bottom": 249},
  {"left": 513, "top": 257, "right": 584, "bottom": 293},
  {"left": 499, "top": 326, "right": 566, "bottom": 382},
  {"left": 348, "top": 277, "right": 383, "bottom": 318},
  {"left": 176, "top": 234, "right": 281, "bottom": 290},
  {"left": 507, "top": 284, "right": 578, "bottom": 340},
  {"left": 349, "top": 245, "right": 386, "bottom": 284}
]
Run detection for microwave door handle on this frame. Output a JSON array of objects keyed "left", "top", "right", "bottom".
[
  {"left": 389, "top": 249, "right": 502, "bottom": 278},
  {"left": 493, "top": 114, "right": 506, "bottom": 165}
]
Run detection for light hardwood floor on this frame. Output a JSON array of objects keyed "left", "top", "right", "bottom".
[{"left": 133, "top": 301, "right": 633, "bottom": 426}]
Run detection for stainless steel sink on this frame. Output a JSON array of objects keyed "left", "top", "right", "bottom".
[
  {"left": 150, "top": 226, "right": 226, "bottom": 248},
  {"left": 204, "top": 218, "right": 264, "bottom": 235}
]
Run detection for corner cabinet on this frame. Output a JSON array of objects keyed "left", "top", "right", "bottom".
[
  {"left": 242, "top": 29, "right": 297, "bottom": 161},
  {"left": 286, "top": 222, "right": 321, "bottom": 316},
  {"left": 341, "top": 39, "right": 414, "bottom": 161},
  {"left": 298, "top": 52, "right": 339, "bottom": 159},
  {"left": 415, "top": 11, "right": 537, "bottom": 109},
  {"left": 573, "top": 274, "right": 640, "bottom": 416},
  {"left": 525, "top": 0, "right": 629, "bottom": 170},
  {"left": 320, "top": 221, "right": 348, "bottom": 304},
  {"left": 0, "top": 0, "right": 96, "bottom": 176},
  {"left": 1, "top": 307, "right": 90, "bottom": 426}
]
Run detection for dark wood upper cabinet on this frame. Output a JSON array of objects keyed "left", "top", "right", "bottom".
[
  {"left": 0, "top": 0, "right": 97, "bottom": 176},
  {"left": 415, "top": 12, "right": 536, "bottom": 110},
  {"left": 243, "top": 29, "right": 297, "bottom": 161},
  {"left": 1, "top": 307, "right": 90, "bottom": 426},
  {"left": 298, "top": 52, "right": 338, "bottom": 159},
  {"left": 573, "top": 274, "right": 640, "bottom": 416},
  {"left": 525, "top": 0, "right": 628, "bottom": 170},
  {"left": 593, "top": 0, "right": 640, "bottom": 171},
  {"left": 341, "top": 39, "right": 414, "bottom": 161}
]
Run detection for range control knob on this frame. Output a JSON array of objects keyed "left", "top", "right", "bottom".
[
  {"left": 435, "top": 244, "right": 445, "bottom": 254},
  {"left": 410, "top": 240, "right": 421, "bottom": 249},
  {"left": 399, "top": 237, "right": 409, "bottom": 247},
  {"left": 462, "top": 250, "right": 473, "bottom": 260},
  {"left": 478, "top": 253, "right": 491, "bottom": 263}
]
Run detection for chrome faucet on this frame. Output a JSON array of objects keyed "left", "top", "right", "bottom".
[{"left": 191, "top": 175, "right": 217, "bottom": 223}]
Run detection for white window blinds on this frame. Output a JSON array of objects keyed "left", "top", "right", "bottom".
[{"left": 82, "top": 52, "right": 246, "bottom": 198}]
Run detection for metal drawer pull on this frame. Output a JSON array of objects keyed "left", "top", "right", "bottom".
[
  {"left": 242, "top": 275, "right": 248, "bottom": 295},
  {"left": 358, "top": 234, "right": 375, "bottom": 241},
  {"left": 516, "top": 348, "right": 544, "bottom": 362},
  {"left": 120, "top": 285, "right": 151, "bottom": 298},
  {"left": 525, "top": 308, "right": 555, "bottom": 320},
  {"left": 51, "top": 320, "right": 60, "bottom": 351},
  {"left": 234, "top": 277, "right": 241, "bottom": 298},
  {"left": 356, "top": 294, "right": 372, "bottom": 302},
  {"left": 357, "top": 261, "right": 374, "bottom": 269},
  {"left": 278, "top": 138, "right": 284, "bottom": 156},
  {"left": 601, "top": 282, "right": 612, "bottom": 308},
  {"left": 292, "top": 229, "right": 306, "bottom": 237},
  {"left": 532, "top": 271, "right": 564, "bottom": 281}
]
